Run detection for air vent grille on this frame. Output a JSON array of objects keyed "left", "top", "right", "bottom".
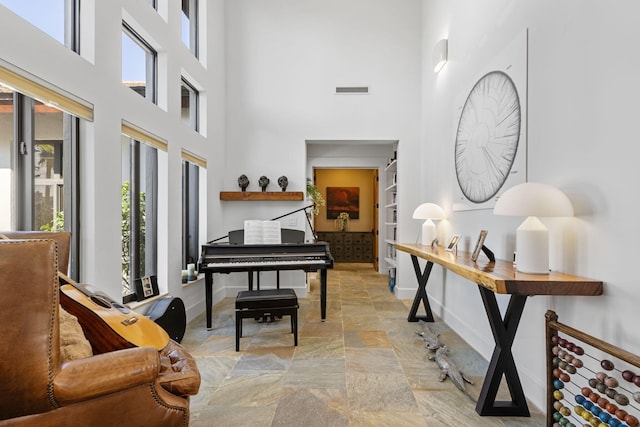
[{"left": 335, "top": 86, "right": 369, "bottom": 94}]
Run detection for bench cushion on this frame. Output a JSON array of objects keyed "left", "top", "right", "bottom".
[{"left": 236, "top": 289, "right": 298, "bottom": 310}]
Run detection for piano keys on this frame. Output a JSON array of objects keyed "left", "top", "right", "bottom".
[{"left": 198, "top": 242, "right": 334, "bottom": 329}]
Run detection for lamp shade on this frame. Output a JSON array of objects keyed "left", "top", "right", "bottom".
[
  {"left": 413, "top": 203, "right": 445, "bottom": 246},
  {"left": 493, "top": 183, "right": 573, "bottom": 217},
  {"left": 412, "top": 203, "right": 446, "bottom": 220},
  {"left": 493, "top": 183, "right": 573, "bottom": 274}
]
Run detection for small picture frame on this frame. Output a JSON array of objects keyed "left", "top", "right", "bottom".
[
  {"left": 134, "top": 275, "right": 159, "bottom": 301},
  {"left": 471, "top": 230, "right": 488, "bottom": 262},
  {"left": 445, "top": 235, "right": 460, "bottom": 252}
]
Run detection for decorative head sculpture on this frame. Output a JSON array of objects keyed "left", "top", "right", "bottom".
[
  {"left": 258, "top": 176, "right": 270, "bottom": 192},
  {"left": 237, "top": 174, "right": 249, "bottom": 191},
  {"left": 277, "top": 176, "right": 288, "bottom": 192}
]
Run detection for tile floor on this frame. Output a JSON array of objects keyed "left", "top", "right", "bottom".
[{"left": 182, "top": 263, "right": 546, "bottom": 426}]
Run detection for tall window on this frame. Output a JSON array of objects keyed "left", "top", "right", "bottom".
[
  {"left": 121, "top": 136, "right": 158, "bottom": 297},
  {"left": 181, "top": 0, "right": 198, "bottom": 57},
  {"left": 181, "top": 78, "right": 198, "bottom": 131},
  {"left": 0, "top": 0, "right": 79, "bottom": 51},
  {"left": 122, "top": 23, "right": 157, "bottom": 104},
  {"left": 182, "top": 160, "right": 199, "bottom": 268},
  {"left": 0, "top": 85, "right": 81, "bottom": 275}
]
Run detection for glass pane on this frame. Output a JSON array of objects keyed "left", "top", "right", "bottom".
[
  {"left": 181, "top": 8, "right": 190, "bottom": 50},
  {"left": 0, "top": 0, "right": 66, "bottom": 44},
  {"left": 0, "top": 86, "right": 14, "bottom": 229},
  {"left": 33, "top": 101, "right": 64, "bottom": 231},
  {"left": 121, "top": 137, "right": 157, "bottom": 296},
  {"left": 181, "top": 80, "right": 197, "bottom": 130},
  {"left": 122, "top": 30, "right": 148, "bottom": 99}
]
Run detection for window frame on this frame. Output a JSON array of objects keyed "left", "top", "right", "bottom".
[
  {"left": 121, "top": 137, "right": 158, "bottom": 300},
  {"left": 122, "top": 22, "right": 158, "bottom": 104},
  {"left": 181, "top": 160, "right": 199, "bottom": 269},
  {"left": 181, "top": 0, "right": 198, "bottom": 57},
  {"left": 8, "top": 91, "right": 81, "bottom": 278},
  {"left": 181, "top": 77, "right": 199, "bottom": 131}
]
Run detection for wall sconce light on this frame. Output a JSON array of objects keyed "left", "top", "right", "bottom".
[
  {"left": 493, "top": 182, "right": 574, "bottom": 274},
  {"left": 412, "top": 203, "right": 446, "bottom": 245},
  {"left": 433, "top": 39, "right": 448, "bottom": 73}
]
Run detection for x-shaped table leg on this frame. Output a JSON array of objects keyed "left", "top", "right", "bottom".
[
  {"left": 407, "top": 255, "right": 434, "bottom": 322},
  {"left": 476, "top": 286, "right": 530, "bottom": 416}
]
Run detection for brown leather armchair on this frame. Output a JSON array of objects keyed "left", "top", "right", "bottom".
[{"left": 0, "top": 236, "right": 198, "bottom": 426}]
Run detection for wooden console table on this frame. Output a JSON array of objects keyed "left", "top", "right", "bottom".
[{"left": 394, "top": 243, "right": 603, "bottom": 417}]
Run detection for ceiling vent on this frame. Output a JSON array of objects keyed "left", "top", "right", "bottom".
[{"left": 335, "top": 86, "right": 369, "bottom": 94}]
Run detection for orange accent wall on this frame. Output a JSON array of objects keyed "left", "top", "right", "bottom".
[{"left": 314, "top": 169, "right": 375, "bottom": 232}]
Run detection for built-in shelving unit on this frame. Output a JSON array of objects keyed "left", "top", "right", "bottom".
[
  {"left": 219, "top": 191, "right": 304, "bottom": 201},
  {"left": 383, "top": 154, "right": 397, "bottom": 290}
]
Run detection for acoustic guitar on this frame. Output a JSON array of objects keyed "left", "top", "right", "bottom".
[{"left": 58, "top": 272, "right": 170, "bottom": 354}]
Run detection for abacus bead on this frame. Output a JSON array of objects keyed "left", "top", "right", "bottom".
[
  {"left": 558, "top": 349, "right": 567, "bottom": 358},
  {"left": 597, "top": 397, "right": 609, "bottom": 408},
  {"left": 575, "top": 395, "right": 585, "bottom": 405},
  {"left": 552, "top": 335, "right": 559, "bottom": 344},
  {"left": 554, "top": 390, "right": 564, "bottom": 400},
  {"left": 610, "top": 419, "right": 621, "bottom": 427},
  {"left": 553, "top": 411, "right": 563, "bottom": 421},
  {"left": 566, "top": 342, "right": 575, "bottom": 351},
  {"left": 615, "top": 393, "right": 629, "bottom": 406},
  {"left": 596, "top": 382, "right": 607, "bottom": 393},
  {"left": 558, "top": 338, "right": 567, "bottom": 347},
  {"left": 552, "top": 345, "right": 560, "bottom": 355},
  {"left": 589, "top": 392, "right": 598, "bottom": 403},
  {"left": 553, "top": 356, "right": 561, "bottom": 366},
  {"left": 601, "top": 359, "right": 615, "bottom": 371},
  {"left": 605, "top": 387, "right": 617, "bottom": 398},
  {"left": 560, "top": 407, "right": 571, "bottom": 417},
  {"left": 574, "top": 358, "right": 584, "bottom": 368},
  {"left": 634, "top": 376, "right": 640, "bottom": 387},
  {"left": 559, "top": 360, "right": 568, "bottom": 370},
  {"left": 574, "top": 346, "right": 584, "bottom": 355},
  {"left": 592, "top": 406, "right": 602, "bottom": 416},
  {"left": 605, "top": 377, "right": 619, "bottom": 388},
  {"left": 605, "top": 402, "right": 618, "bottom": 414},
  {"left": 582, "top": 387, "right": 593, "bottom": 397},
  {"left": 615, "top": 409, "right": 628, "bottom": 420},
  {"left": 560, "top": 372, "right": 571, "bottom": 382},
  {"left": 584, "top": 401, "right": 594, "bottom": 410},
  {"left": 632, "top": 391, "right": 640, "bottom": 404},
  {"left": 596, "top": 372, "right": 607, "bottom": 382},
  {"left": 553, "top": 368, "right": 562, "bottom": 378},
  {"left": 625, "top": 414, "right": 639, "bottom": 427},
  {"left": 589, "top": 378, "right": 598, "bottom": 388},
  {"left": 565, "top": 354, "right": 574, "bottom": 363},
  {"left": 600, "top": 412, "right": 611, "bottom": 423},
  {"left": 554, "top": 379, "right": 564, "bottom": 389},
  {"left": 554, "top": 401, "right": 563, "bottom": 411},
  {"left": 622, "top": 370, "right": 636, "bottom": 382},
  {"left": 566, "top": 364, "right": 577, "bottom": 374}
]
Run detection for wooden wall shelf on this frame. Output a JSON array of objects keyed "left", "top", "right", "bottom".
[{"left": 219, "top": 191, "right": 304, "bottom": 201}]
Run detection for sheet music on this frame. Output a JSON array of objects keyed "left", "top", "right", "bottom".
[{"left": 243, "top": 220, "right": 282, "bottom": 244}]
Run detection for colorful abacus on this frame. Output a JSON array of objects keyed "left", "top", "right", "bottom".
[{"left": 547, "top": 310, "right": 640, "bottom": 427}]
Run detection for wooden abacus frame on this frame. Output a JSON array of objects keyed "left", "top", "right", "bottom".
[{"left": 546, "top": 310, "right": 640, "bottom": 426}]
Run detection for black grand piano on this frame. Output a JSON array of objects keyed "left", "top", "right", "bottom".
[{"left": 198, "top": 229, "right": 334, "bottom": 329}]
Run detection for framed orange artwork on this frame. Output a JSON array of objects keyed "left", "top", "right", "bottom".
[{"left": 326, "top": 187, "right": 359, "bottom": 219}]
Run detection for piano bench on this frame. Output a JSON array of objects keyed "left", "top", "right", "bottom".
[{"left": 235, "top": 289, "right": 299, "bottom": 352}]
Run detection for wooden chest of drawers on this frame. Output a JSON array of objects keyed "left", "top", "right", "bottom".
[{"left": 316, "top": 232, "right": 374, "bottom": 263}]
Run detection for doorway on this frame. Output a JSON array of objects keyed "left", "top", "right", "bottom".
[{"left": 306, "top": 140, "right": 397, "bottom": 273}]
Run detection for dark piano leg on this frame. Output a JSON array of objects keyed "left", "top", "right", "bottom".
[
  {"left": 205, "top": 272, "right": 213, "bottom": 330},
  {"left": 320, "top": 268, "right": 327, "bottom": 321}
]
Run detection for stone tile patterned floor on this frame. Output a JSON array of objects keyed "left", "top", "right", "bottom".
[{"left": 182, "top": 263, "right": 545, "bottom": 426}]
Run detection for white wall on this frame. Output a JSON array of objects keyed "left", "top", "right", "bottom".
[
  {"left": 224, "top": 0, "right": 424, "bottom": 293},
  {"left": 420, "top": 0, "right": 640, "bottom": 411},
  {"left": 0, "top": 0, "right": 227, "bottom": 321}
]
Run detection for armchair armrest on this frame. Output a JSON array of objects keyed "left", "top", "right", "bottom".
[{"left": 53, "top": 346, "right": 160, "bottom": 405}]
